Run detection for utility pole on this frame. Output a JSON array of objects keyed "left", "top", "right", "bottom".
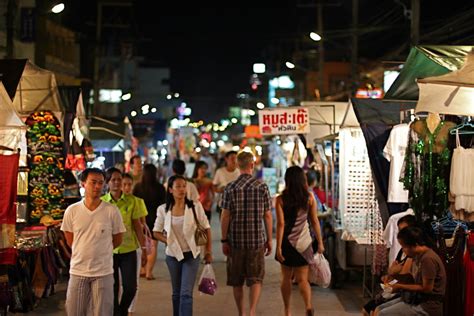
[
  {"left": 351, "top": 0, "right": 358, "bottom": 95},
  {"left": 410, "top": 0, "right": 420, "bottom": 45},
  {"left": 6, "top": 0, "right": 15, "bottom": 58},
  {"left": 317, "top": 3, "right": 324, "bottom": 100},
  {"left": 93, "top": 1, "right": 103, "bottom": 115}
]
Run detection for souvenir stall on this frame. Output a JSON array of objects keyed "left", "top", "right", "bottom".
[{"left": 0, "top": 60, "right": 70, "bottom": 313}]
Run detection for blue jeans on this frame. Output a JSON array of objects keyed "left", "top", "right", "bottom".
[{"left": 165, "top": 252, "right": 200, "bottom": 316}]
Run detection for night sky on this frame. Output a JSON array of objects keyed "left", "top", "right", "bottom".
[{"left": 68, "top": 1, "right": 474, "bottom": 122}]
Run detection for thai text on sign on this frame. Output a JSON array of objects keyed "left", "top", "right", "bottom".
[{"left": 258, "top": 107, "right": 310, "bottom": 135}]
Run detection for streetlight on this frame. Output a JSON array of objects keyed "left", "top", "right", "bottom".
[
  {"left": 51, "top": 3, "right": 65, "bottom": 14},
  {"left": 285, "top": 61, "right": 296, "bottom": 69},
  {"left": 309, "top": 32, "right": 321, "bottom": 42}
]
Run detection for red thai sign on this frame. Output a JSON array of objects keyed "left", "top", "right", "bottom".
[{"left": 258, "top": 107, "right": 310, "bottom": 135}]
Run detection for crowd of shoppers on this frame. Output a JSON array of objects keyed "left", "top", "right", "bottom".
[{"left": 60, "top": 149, "right": 446, "bottom": 316}]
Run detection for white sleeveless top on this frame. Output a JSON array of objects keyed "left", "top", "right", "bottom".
[
  {"left": 171, "top": 215, "right": 191, "bottom": 252},
  {"left": 450, "top": 130, "right": 474, "bottom": 212}
]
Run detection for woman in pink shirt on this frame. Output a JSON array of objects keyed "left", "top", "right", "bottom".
[{"left": 192, "top": 161, "right": 214, "bottom": 223}]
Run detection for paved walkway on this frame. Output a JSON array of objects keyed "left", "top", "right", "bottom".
[{"left": 19, "top": 215, "right": 366, "bottom": 316}]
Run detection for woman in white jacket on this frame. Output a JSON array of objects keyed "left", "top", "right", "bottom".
[{"left": 153, "top": 175, "right": 212, "bottom": 316}]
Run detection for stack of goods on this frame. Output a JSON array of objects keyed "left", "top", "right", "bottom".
[{"left": 26, "top": 111, "right": 65, "bottom": 224}]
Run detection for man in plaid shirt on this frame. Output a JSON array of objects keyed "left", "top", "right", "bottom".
[{"left": 220, "top": 151, "right": 273, "bottom": 316}]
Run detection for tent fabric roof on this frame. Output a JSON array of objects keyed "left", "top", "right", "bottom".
[
  {"left": 416, "top": 53, "right": 474, "bottom": 116},
  {"left": 350, "top": 98, "right": 415, "bottom": 126},
  {"left": 300, "top": 101, "right": 358, "bottom": 146},
  {"left": 384, "top": 46, "right": 474, "bottom": 102},
  {"left": 0, "top": 82, "right": 24, "bottom": 128},
  {"left": 0, "top": 59, "right": 63, "bottom": 115}
]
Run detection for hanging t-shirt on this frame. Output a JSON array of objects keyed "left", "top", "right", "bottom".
[
  {"left": 383, "top": 123, "right": 410, "bottom": 203},
  {"left": 383, "top": 208, "right": 414, "bottom": 264}
]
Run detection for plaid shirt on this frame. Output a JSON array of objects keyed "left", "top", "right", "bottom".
[{"left": 221, "top": 174, "right": 272, "bottom": 249}]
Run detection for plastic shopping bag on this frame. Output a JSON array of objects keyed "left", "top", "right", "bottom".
[
  {"left": 308, "top": 253, "right": 331, "bottom": 288},
  {"left": 198, "top": 264, "right": 217, "bottom": 295},
  {"left": 143, "top": 226, "right": 154, "bottom": 254}
]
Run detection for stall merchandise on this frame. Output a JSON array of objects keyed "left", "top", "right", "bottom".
[
  {"left": 5, "top": 225, "right": 69, "bottom": 313},
  {"left": 26, "top": 111, "right": 65, "bottom": 224}
]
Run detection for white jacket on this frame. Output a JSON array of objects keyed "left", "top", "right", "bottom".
[{"left": 153, "top": 201, "right": 210, "bottom": 261}]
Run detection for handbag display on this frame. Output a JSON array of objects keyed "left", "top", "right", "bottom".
[{"left": 190, "top": 204, "right": 208, "bottom": 246}]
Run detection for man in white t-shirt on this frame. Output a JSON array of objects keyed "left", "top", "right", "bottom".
[
  {"left": 61, "top": 168, "right": 126, "bottom": 316},
  {"left": 213, "top": 151, "right": 240, "bottom": 218}
]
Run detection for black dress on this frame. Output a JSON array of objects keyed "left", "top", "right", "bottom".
[{"left": 276, "top": 204, "right": 310, "bottom": 267}]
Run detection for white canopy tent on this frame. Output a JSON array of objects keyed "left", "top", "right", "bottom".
[
  {"left": 0, "top": 81, "right": 27, "bottom": 163},
  {"left": 416, "top": 52, "right": 474, "bottom": 116},
  {"left": 12, "top": 61, "right": 63, "bottom": 116},
  {"left": 300, "top": 101, "right": 360, "bottom": 147}
]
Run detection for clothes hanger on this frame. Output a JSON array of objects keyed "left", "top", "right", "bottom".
[{"left": 449, "top": 117, "right": 474, "bottom": 135}]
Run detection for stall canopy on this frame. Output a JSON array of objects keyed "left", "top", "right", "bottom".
[
  {"left": 89, "top": 116, "right": 128, "bottom": 152},
  {"left": 384, "top": 45, "right": 474, "bottom": 102},
  {"left": 416, "top": 52, "right": 474, "bottom": 116},
  {"left": 300, "top": 101, "right": 359, "bottom": 146},
  {"left": 0, "top": 59, "right": 63, "bottom": 116},
  {"left": 0, "top": 81, "right": 27, "bottom": 161}
]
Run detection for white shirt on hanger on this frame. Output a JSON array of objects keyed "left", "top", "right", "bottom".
[
  {"left": 383, "top": 208, "right": 414, "bottom": 264},
  {"left": 383, "top": 123, "right": 410, "bottom": 203}
]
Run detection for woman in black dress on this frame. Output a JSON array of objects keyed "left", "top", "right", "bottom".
[
  {"left": 133, "top": 164, "right": 166, "bottom": 280},
  {"left": 275, "top": 166, "right": 324, "bottom": 316}
]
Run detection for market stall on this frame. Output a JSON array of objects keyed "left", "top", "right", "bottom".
[{"left": 0, "top": 60, "right": 71, "bottom": 314}]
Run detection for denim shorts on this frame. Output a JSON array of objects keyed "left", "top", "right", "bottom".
[{"left": 226, "top": 248, "right": 265, "bottom": 287}]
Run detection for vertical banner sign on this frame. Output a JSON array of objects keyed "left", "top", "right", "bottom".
[{"left": 258, "top": 107, "right": 310, "bottom": 135}]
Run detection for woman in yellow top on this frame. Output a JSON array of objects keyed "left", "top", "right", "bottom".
[{"left": 102, "top": 167, "right": 147, "bottom": 316}]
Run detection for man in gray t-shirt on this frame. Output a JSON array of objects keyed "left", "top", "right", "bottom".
[{"left": 377, "top": 227, "right": 446, "bottom": 316}]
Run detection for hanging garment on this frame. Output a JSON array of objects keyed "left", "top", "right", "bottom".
[
  {"left": 0, "top": 152, "right": 19, "bottom": 265},
  {"left": 465, "top": 232, "right": 474, "bottom": 316},
  {"left": 435, "top": 226, "right": 466, "bottom": 316},
  {"left": 450, "top": 129, "right": 474, "bottom": 213},
  {"left": 401, "top": 119, "right": 456, "bottom": 221},
  {"left": 383, "top": 123, "right": 410, "bottom": 203},
  {"left": 383, "top": 208, "right": 415, "bottom": 264}
]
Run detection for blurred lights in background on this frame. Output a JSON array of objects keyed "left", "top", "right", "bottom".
[
  {"left": 121, "top": 93, "right": 131, "bottom": 101},
  {"left": 130, "top": 111, "right": 137, "bottom": 117},
  {"left": 253, "top": 63, "right": 266, "bottom": 74},
  {"left": 256, "top": 102, "right": 265, "bottom": 109},
  {"left": 271, "top": 97, "right": 280, "bottom": 104}
]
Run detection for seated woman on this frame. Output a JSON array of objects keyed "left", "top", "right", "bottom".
[
  {"left": 375, "top": 226, "right": 446, "bottom": 316},
  {"left": 362, "top": 215, "right": 416, "bottom": 316}
]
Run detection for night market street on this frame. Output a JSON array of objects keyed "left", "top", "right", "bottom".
[{"left": 20, "top": 216, "right": 364, "bottom": 316}]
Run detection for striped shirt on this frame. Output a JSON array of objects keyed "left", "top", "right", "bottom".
[{"left": 221, "top": 174, "right": 272, "bottom": 249}]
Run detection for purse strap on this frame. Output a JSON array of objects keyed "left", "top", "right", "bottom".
[{"left": 190, "top": 203, "right": 204, "bottom": 229}]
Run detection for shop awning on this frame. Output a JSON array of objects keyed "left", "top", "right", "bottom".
[
  {"left": 89, "top": 116, "right": 129, "bottom": 152},
  {"left": 300, "top": 101, "right": 359, "bottom": 146},
  {"left": 416, "top": 52, "right": 474, "bottom": 116},
  {"left": 384, "top": 45, "right": 474, "bottom": 102}
]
